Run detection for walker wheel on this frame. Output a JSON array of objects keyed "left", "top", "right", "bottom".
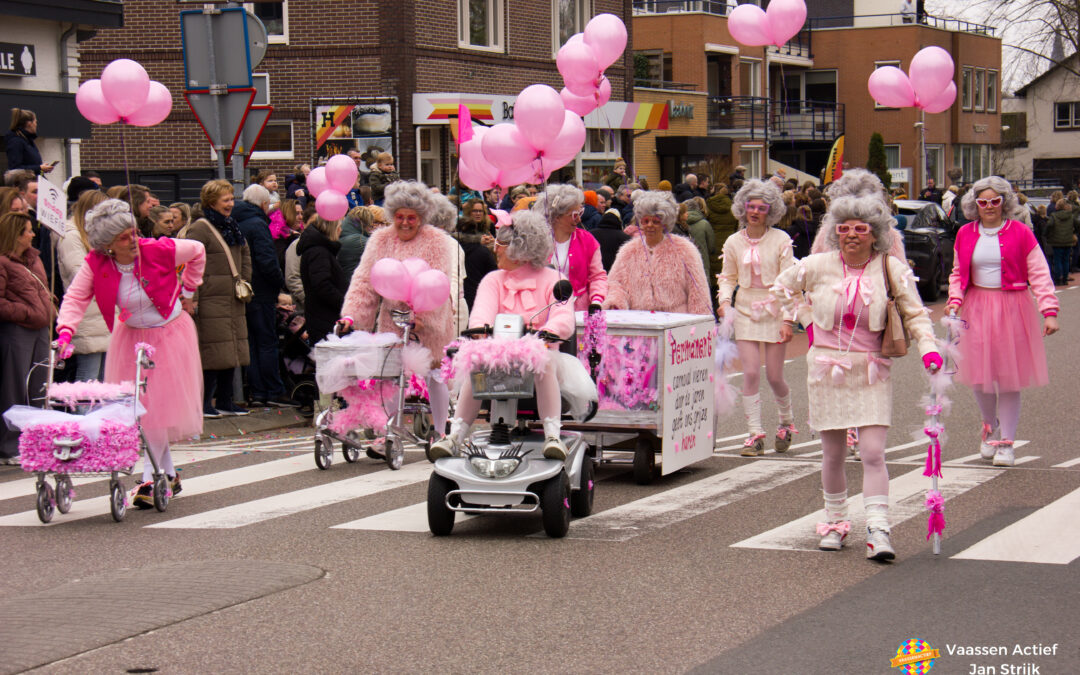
[
  {"left": 36, "top": 482, "right": 55, "bottom": 524},
  {"left": 153, "top": 474, "right": 169, "bottom": 512},
  {"left": 343, "top": 443, "right": 360, "bottom": 463},
  {"left": 110, "top": 481, "right": 126, "bottom": 522},
  {"left": 55, "top": 475, "right": 73, "bottom": 514},
  {"left": 386, "top": 437, "right": 404, "bottom": 470},
  {"left": 314, "top": 437, "right": 332, "bottom": 470}
]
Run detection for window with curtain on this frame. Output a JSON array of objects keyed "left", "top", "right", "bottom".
[
  {"left": 553, "top": 0, "right": 592, "bottom": 52},
  {"left": 459, "top": 0, "right": 504, "bottom": 51}
]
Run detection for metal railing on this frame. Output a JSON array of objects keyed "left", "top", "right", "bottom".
[
  {"left": 632, "top": 0, "right": 731, "bottom": 16},
  {"left": 707, "top": 96, "right": 844, "bottom": 143},
  {"left": 633, "top": 79, "right": 701, "bottom": 92},
  {"left": 807, "top": 13, "right": 994, "bottom": 36}
]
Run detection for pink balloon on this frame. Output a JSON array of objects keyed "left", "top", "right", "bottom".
[
  {"left": 100, "top": 59, "right": 151, "bottom": 117},
  {"left": 307, "top": 167, "right": 329, "bottom": 198},
  {"left": 371, "top": 258, "right": 411, "bottom": 302},
  {"left": 75, "top": 80, "right": 120, "bottom": 125},
  {"left": 325, "top": 153, "right": 359, "bottom": 193},
  {"left": 401, "top": 257, "right": 430, "bottom": 280},
  {"left": 595, "top": 76, "right": 612, "bottom": 108},
  {"left": 920, "top": 81, "right": 957, "bottom": 114},
  {"left": 727, "top": 5, "right": 773, "bottom": 47},
  {"left": 909, "top": 46, "right": 956, "bottom": 106},
  {"left": 583, "top": 13, "right": 628, "bottom": 70},
  {"left": 767, "top": 0, "right": 807, "bottom": 47},
  {"left": 458, "top": 159, "right": 498, "bottom": 192},
  {"left": 561, "top": 87, "right": 596, "bottom": 117},
  {"left": 409, "top": 269, "right": 450, "bottom": 312},
  {"left": 315, "top": 190, "right": 348, "bottom": 221},
  {"left": 540, "top": 111, "right": 586, "bottom": 162},
  {"left": 867, "top": 66, "right": 916, "bottom": 108},
  {"left": 497, "top": 160, "right": 544, "bottom": 189},
  {"left": 557, "top": 40, "right": 601, "bottom": 92},
  {"left": 514, "top": 84, "right": 566, "bottom": 151},
  {"left": 125, "top": 81, "right": 172, "bottom": 127},
  {"left": 480, "top": 123, "right": 539, "bottom": 171}
]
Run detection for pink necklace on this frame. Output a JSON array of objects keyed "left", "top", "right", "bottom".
[{"left": 840, "top": 252, "right": 872, "bottom": 330}]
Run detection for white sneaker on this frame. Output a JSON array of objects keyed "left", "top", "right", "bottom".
[
  {"left": 866, "top": 527, "right": 896, "bottom": 561},
  {"left": 543, "top": 436, "right": 568, "bottom": 460},
  {"left": 980, "top": 421, "right": 1000, "bottom": 459},
  {"left": 427, "top": 436, "right": 458, "bottom": 460},
  {"left": 817, "top": 521, "right": 850, "bottom": 551},
  {"left": 991, "top": 441, "right": 1015, "bottom": 467}
]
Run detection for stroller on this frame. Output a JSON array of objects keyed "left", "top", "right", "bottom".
[
  {"left": 3, "top": 342, "right": 164, "bottom": 523},
  {"left": 276, "top": 304, "right": 317, "bottom": 417}
]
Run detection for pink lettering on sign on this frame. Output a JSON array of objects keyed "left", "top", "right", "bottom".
[
  {"left": 668, "top": 332, "right": 715, "bottom": 366},
  {"left": 679, "top": 433, "right": 696, "bottom": 453}
]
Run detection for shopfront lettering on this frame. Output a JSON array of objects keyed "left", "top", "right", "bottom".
[
  {"left": 668, "top": 100, "right": 694, "bottom": 119},
  {"left": 0, "top": 43, "right": 35, "bottom": 77}
]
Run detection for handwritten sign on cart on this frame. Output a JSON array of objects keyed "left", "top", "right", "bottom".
[{"left": 661, "top": 321, "right": 715, "bottom": 473}]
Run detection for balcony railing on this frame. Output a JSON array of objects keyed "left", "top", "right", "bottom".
[
  {"left": 634, "top": 79, "right": 701, "bottom": 92},
  {"left": 807, "top": 13, "right": 994, "bottom": 36},
  {"left": 632, "top": 0, "right": 731, "bottom": 16},
  {"left": 708, "top": 96, "right": 844, "bottom": 143}
]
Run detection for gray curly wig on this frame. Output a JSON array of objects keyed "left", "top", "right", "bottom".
[
  {"left": 383, "top": 180, "right": 436, "bottom": 224},
  {"left": 532, "top": 184, "right": 584, "bottom": 220},
  {"left": 960, "top": 176, "right": 1021, "bottom": 221},
  {"left": 429, "top": 193, "right": 458, "bottom": 232},
  {"left": 731, "top": 179, "right": 786, "bottom": 227},
  {"left": 632, "top": 190, "right": 679, "bottom": 231},
  {"left": 496, "top": 209, "right": 554, "bottom": 268},
  {"left": 85, "top": 198, "right": 138, "bottom": 252},
  {"left": 820, "top": 195, "right": 898, "bottom": 253},
  {"left": 823, "top": 168, "right": 886, "bottom": 201}
]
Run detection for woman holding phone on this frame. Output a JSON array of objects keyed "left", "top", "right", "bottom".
[{"left": 5, "top": 109, "right": 55, "bottom": 176}]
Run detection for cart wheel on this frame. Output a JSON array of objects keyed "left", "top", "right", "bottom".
[
  {"left": 342, "top": 442, "right": 360, "bottom": 463},
  {"left": 541, "top": 471, "right": 571, "bottom": 538},
  {"left": 35, "top": 482, "right": 55, "bottom": 524},
  {"left": 386, "top": 436, "right": 404, "bottom": 470},
  {"left": 427, "top": 473, "right": 456, "bottom": 536},
  {"left": 633, "top": 435, "right": 656, "bottom": 485},
  {"left": 109, "top": 481, "right": 126, "bottom": 522},
  {"left": 412, "top": 412, "right": 434, "bottom": 439},
  {"left": 153, "top": 474, "right": 169, "bottom": 512},
  {"left": 55, "top": 475, "right": 73, "bottom": 514},
  {"left": 570, "top": 457, "right": 595, "bottom": 518},
  {"left": 314, "top": 437, "right": 332, "bottom": 470},
  {"left": 365, "top": 446, "right": 384, "bottom": 460}
]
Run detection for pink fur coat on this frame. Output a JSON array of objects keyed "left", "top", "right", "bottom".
[
  {"left": 340, "top": 225, "right": 456, "bottom": 359},
  {"left": 603, "top": 234, "right": 712, "bottom": 315}
]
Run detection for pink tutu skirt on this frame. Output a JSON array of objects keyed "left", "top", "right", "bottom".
[
  {"left": 105, "top": 312, "right": 203, "bottom": 443},
  {"left": 958, "top": 286, "right": 1048, "bottom": 393}
]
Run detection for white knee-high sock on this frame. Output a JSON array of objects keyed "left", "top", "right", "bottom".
[
  {"left": 864, "top": 495, "right": 890, "bottom": 532},
  {"left": 742, "top": 394, "right": 763, "bottom": 435},
  {"left": 775, "top": 393, "right": 793, "bottom": 425},
  {"left": 823, "top": 490, "right": 849, "bottom": 523}
]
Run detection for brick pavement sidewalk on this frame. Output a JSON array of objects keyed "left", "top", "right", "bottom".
[{"left": 0, "top": 560, "right": 324, "bottom": 674}]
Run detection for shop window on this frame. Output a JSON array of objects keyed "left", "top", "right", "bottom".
[
  {"left": 459, "top": 0, "right": 504, "bottom": 52},
  {"left": 245, "top": 1, "right": 287, "bottom": 44},
  {"left": 986, "top": 70, "right": 998, "bottom": 113},
  {"left": 553, "top": 0, "right": 592, "bottom": 53},
  {"left": 251, "top": 121, "right": 293, "bottom": 159}
]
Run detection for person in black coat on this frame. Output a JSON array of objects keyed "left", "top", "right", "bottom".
[
  {"left": 454, "top": 217, "right": 498, "bottom": 311},
  {"left": 592, "top": 209, "right": 631, "bottom": 272},
  {"left": 298, "top": 218, "right": 348, "bottom": 347},
  {"left": 5, "top": 108, "right": 54, "bottom": 176},
  {"left": 234, "top": 186, "right": 292, "bottom": 407}
]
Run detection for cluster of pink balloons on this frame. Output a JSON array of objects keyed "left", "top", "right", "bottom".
[
  {"left": 867, "top": 46, "right": 956, "bottom": 114},
  {"left": 307, "top": 154, "right": 358, "bottom": 221},
  {"left": 457, "top": 13, "right": 627, "bottom": 193},
  {"left": 727, "top": 0, "right": 807, "bottom": 48},
  {"left": 76, "top": 59, "right": 173, "bottom": 127},
  {"left": 370, "top": 257, "right": 450, "bottom": 313}
]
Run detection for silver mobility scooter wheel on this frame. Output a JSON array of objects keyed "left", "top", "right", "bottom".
[
  {"left": 570, "top": 456, "right": 595, "bottom": 517},
  {"left": 541, "top": 471, "right": 571, "bottom": 538},
  {"left": 427, "top": 473, "right": 456, "bottom": 536}
]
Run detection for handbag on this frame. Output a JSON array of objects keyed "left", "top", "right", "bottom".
[
  {"left": 879, "top": 256, "right": 909, "bottom": 358},
  {"left": 195, "top": 219, "right": 253, "bottom": 303}
]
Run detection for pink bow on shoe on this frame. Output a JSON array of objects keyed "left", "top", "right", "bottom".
[{"left": 815, "top": 520, "right": 852, "bottom": 536}]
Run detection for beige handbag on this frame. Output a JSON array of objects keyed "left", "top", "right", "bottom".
[
  {"left": 879, "top": 256, "right": 909, "bottom": 358},
  {"left": 195, "top": 219, "right": 253, "bottom": 303}
]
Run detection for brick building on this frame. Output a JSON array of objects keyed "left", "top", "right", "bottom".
[{"left": 77, "top": 0, "right": 637, "bottom": 203}]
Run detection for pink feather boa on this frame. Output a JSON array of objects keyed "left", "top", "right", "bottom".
[
  {"left": 451, "top": 335, "right": 551, "bottom": 386},
  {"left": 48, "top": 381, "right": 137, "bottom": 408},
  {"left": 18, "top": 420, "right": 140, "bottom": 473}
]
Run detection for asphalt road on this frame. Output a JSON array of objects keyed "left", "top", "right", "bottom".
[{"left": 1, "top": 289, "right": 1078, "bottom": 674}]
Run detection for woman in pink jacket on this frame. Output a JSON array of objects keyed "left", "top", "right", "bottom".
[
  {"left": 56, "top": 199, "right": 206, "bottom": 506},
  {"left": 946, "top": 176, "right": 1059, "bottom": 467},
  {"left": 429, "top": 210, "right": 576, "bottom": 461},
  {"left": 533, "top": 184, "right": 607, "bottom": 312}
]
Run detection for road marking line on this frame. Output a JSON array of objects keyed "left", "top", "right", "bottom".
[
  {"left": 0, "top": 453, "right": 317, "bottom": 527},
  {"left": 0, "top": 451, "right": 239, "bottom": 503},
  {"left": 147, "top": 461, "right": 431, "bottom": 529},
  {"left": 331, "top": 501, "right": 476, "bottom": 532},
  {"left": 1052, "top": 456, "right": 1080, "bottom": 469},
  {"left": 952, "top": 485, "right": 1080, "bottom": 565},
  {"left": 730, "top": 465, "right": 1002, "bottom": 552},
  {"left": 564, "top": 460, "right": 820, "bottom": 542},
  {"left": 895, "top": 440, "right": 1031, "bottom": 465}
]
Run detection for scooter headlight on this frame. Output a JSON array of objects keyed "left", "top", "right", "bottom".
[{"left": 469, "top": 456, "right": 520, "bottom": 478}]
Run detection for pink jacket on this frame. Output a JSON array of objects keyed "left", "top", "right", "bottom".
[
  {"left": 469, "top": 266, "right": 575, "bottom": 339},
  {"left": 58, "top": 238, "right": 206, "bottom": 337},
  {"left": 947, "top": 220, "right": 1058, "bottom": 317},
  {"left": 550, "top": 228, "right": 607, "bottom": 311},
  {"left": 340, "top": 225, "right": 457, "bottom": 358},
  {"left": 604, "top": 234, "right": 713, "bottom": 315}
]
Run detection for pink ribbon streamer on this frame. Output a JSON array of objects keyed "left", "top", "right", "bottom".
[
  {"left": 923, "top": 423, "right": 943, "bottom": 478},
  {"left": 815, "top": 520, "right": 852, "bottom": 536},
  {"left": 925, "top": 489, "right": 946, "bottom": 540},
  {"left": 867, "top": 354, "right": 892, "bottom": 385},
  {"left": 812, "top": 355, "right": 852, "bottom": 386}
]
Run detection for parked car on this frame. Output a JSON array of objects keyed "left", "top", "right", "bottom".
[{"left": 893, "top": 199, "right": 959, "bottom": 302}]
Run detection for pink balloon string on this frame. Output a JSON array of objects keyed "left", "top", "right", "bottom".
[{"left": 925, "top": 489, "right": 946, "bottom": 540}]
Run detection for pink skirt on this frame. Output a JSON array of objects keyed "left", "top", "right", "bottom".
[
  {"left": 105, "top": 312, "right": 203, "bottom": 443},
  {"left": 957, "top": 286, "right": 1048, "bottom": 393}
]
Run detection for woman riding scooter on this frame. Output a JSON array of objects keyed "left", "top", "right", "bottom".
[{"left": 429, "top": 210, "right": 575, "bottom": 460}]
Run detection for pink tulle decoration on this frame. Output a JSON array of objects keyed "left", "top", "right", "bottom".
[
  {"left": 48, "top": 381, "right": 136, "bottom": 407},
  {"left": 135, "top": 342, "right": 156, "bottom": 359},
  {"left": 714, "top": 378, "right": 739, "bottom": 417},
  {"left": 401, "top": 343, "right": 434, "bottom": 379},
  {"left": 440, "top": 339, "right": 463, "bottom": 384},
  {"left": 329, "top": 381, "right": 395, "bottom": 435},
  {"left": 18, "top": 420, "right": 140, "bottom": 473},
  {"left": 581, "top": 334, "right": 659, "bottom": 411},
  {"left": 925, "top": 489, "right": 946, "bottom": 540},
  {"left": 452, "top": 335, "right": 551, "bottom": 387}
]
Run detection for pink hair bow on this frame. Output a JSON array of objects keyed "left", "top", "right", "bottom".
[
  {"left": 812, "top": 355, "right": 852, "bottom": 386},
  {"left": 749, "top": 296, "right": 779, "bottom": 321},
  {"left": 742, "top": 243, "right": 762, "bottom": 276},
  {"left": 504, "top": 276, "right": 538, "bottom": 311},
  {"left": 925, "top": 489, "right": 946, "bottom": 540},
  {"left": 815, "top": 520, "right": 851, "bottom": 536},
  {"left": 867, "top": 354, "right": 892, "bottom": 384}
]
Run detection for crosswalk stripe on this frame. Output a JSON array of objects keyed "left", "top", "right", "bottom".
[
  {"left": 565, "top": 460, "right": 820, "bottom": 542},
  {"left": 895, "top": 440, "right": 1031, "bottom": 465},
  {"left": 174, "top": 436, "right": 314, "bottom": 450},
  {"left": 0, "top": 453, "right": 316, "bottom": 527},
  {"left": 1051, "top": 456, "right": 1080, "bottom": 469},
  {"left": 730, "top": 465, "right": 1002, "bottom": 552},
  {"left": 951, "top": 485, "right": 1080, "bottom": 565},
  {"left": 331, "top": 502, "right": 476, "bottom": 532},
  {"left": 147, "top": 461, "right": 431, "bottom": 529},
  {"left": 0, "top": 451, "right": 238, "bottom": 503}
]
